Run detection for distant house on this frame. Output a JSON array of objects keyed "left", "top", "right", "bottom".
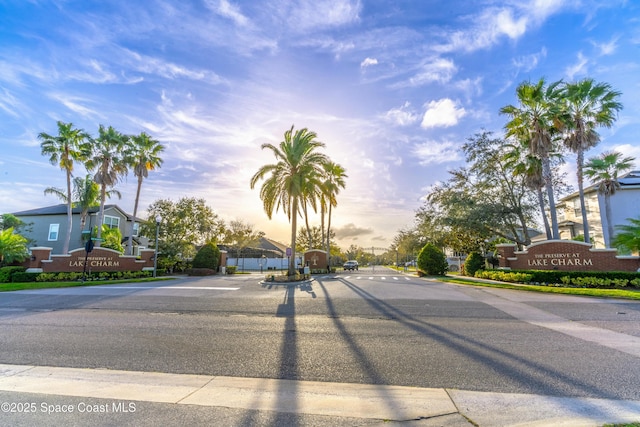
[
  {"left": 553, "top": 170, "right": 640, "bottom": 248},
  {"left": 12, "top": 204, "right": 148, "bottom": 255},
  {"left": 218, "top": 236, "right": 288, "bottom": 259}
]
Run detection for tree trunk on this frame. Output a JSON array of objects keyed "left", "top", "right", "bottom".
[
  {"left": 320, "top": 203, "right": 325, "bottom": 250},
  {"left": 542, "top": 155, "right": 560, "bottom": 239},
  {"left": 576, "top": 149, "right": 591, "bottom": 244},
  {"left": 326, "top": 203, "right": 333, "bottom": 266},
  {"left": 289, "top": 198, "right": 298, "bottom": 276},
  {"left": 128, "top": 176, "right": 143, "bottom": 255},
  {"left": 63, "top": 170, "right": 73, "bottom": 254},
  {"left": 604, "top": 193, "right": 614, "bottom": 248},
  {"left": 302, "top": 202, "right": 312, "bottom": 250},
  {"left": 537, "top": 187, "right": 552, "bottom": 240},
  {"left": 95, "top": 185, "right": 106, "bottom": 247}
]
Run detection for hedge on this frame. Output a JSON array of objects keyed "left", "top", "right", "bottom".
[
  {"left": 9, "top": 270, "right": 152, "bottom": 283},
  {"left": 0, "top": 266, "right": 26, "bottom": 283},
  {"left": 476, "top": 269, "right": 640, "bottom": 289}
]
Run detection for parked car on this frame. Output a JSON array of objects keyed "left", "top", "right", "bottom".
[{"left": 343, "top": 260, "right": 359, "bottom": 271}]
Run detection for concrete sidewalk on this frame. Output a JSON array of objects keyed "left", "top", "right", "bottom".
[{"left": 1, "top": 363, "right": 639, "bottom": 426}]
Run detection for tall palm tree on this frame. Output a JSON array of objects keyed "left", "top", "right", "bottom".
[
  {"left": 500, "top": 78, "right": 563, "bottom": 240},
  {"left": 44, "top": 174, "right": 120, "bottom": 239},
  {"left": 504, "top": 142, "right": 551, "bottom": 240},
  {"left": 250, "top": 125, "right": 328, "bottom": 276},
  {"left": 38, "top": 121, "right": 90, "bottom": 254},
  {"left": 126, "top": 132, "right": 165, "bottom": 255},
  {"left": 300, "top": 169, "right": 325, "bottom": 250},
  {"left": 584, "top": 151, "right": 635, "bottom": 247},
  {"left": 321, "top": 161, "right": 347, "bottom": 263},
  {"left": 84, "top": 125, "right": 129, "bottom": 246},
  {"left": 558, "top": 79, "right": 623, "bottom": 244},
  {"left": 74, "top": 174, "right": 121, "bottom": 232}
]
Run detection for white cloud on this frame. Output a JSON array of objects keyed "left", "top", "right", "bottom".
[
  {"left": 408, "top": 58, "right": 457, "bottom": 86},
  {"left": 383, "top": 102, "right": 418, "bottom": 126},
  {"left": 592, "top": 36, "right": 619, "bottom": 56},
  {"left": 287, "top": 0, "right": 361, "bottom": 32},
  {"left": 495, "top": 9, "right": 528, "bottom": 39},
  {"left": 565, "top": 52, "right": 589, "bottom": 79},
  {"left": 610, "top": 144, "right": 640, "bottom": 169},
  {"left": 333, "top": 223, "right": 374, "bottom": 239},
  {"left": 213, "top": 0, "right": 249, "bottom": 27},
  {"left": 47, "top": 93, "right": 104, "bottom": 120},
  {"left": 512, "top": 47, "right": 547, "bottom": 72},
  {"left": 122, "top": 49, "right": 225, "bottom": 85},
  {"left": 412, "top": 140, "right": 462, "bottom": 165},
  {"left": 360, "top": 57, "right": 378, "bottom": 68},
  {"left": 421, "top": 98, "right": 466, "bottom": 128}
]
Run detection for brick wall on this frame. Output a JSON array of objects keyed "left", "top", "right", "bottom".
[{"left": 497, "top": 241, "right": 640, "bottom": 272}]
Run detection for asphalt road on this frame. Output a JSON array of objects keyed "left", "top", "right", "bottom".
[{"left": 1, "top": 267, "right": 639, "bottom": 425}]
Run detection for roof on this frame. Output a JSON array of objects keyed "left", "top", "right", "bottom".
[
  {"left": 559, "top": 170, "right": 640, "bottom": 202},
  {"left": 260, "top": 237, "right": 288, "bottom": 254},
  {"left": 12, "top": 204, "right": 135, "bottom": 220},
  {"left": 618, "top": 170, "right": 640, "bottom": 186}
]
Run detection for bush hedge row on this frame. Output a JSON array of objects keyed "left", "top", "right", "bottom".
[
  {"left": 0, "top": 267, "right": 152, "bottom": 283},
  {"left": 475, "top": 269, "right": 640, "bottom": 289}
]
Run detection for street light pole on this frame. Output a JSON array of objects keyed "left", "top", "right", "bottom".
[{"left": 153, "top": 214, "right": 161, "bottom": 278}]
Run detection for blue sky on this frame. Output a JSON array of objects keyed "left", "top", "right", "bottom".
[{"left": 1, "top": 0, "right": 639, "bottom": 249}]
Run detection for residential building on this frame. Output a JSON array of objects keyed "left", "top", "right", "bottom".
[
  {"left": 12, "top": 204, "right": 148, "bottom": 255},
  {"left": 554, "top": 170, "right": 640, "bottom": 248}
]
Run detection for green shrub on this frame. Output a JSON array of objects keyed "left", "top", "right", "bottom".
[
  {"left": 475, "top": 270, "right": 533, "bottom": 283},
  {"left": 11, "top": 272, "right": 39, "bottom": 282},
  {"left": 226, "top": 265, "right": 237, "bottom": 274},
  {"left": 416, "top": 243, "right": 449, "bottom": 276},
  {"left": 487, "top": 269, "right": 640, "bottom": 288},
  {"left": 0, "top": 266, "right": 26, "bottom": 283},
  {"left": 187, "top": 268, "right": 216, "bottom": 276},
  {"left": 463, "top": 252, "right": 484, "bottom": 277},
  {"left": 192, "top": 243, "right": 221, "bottom": 270}
]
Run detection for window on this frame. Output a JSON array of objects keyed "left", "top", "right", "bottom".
[
  {"left": 103, "top": 215, "right": 120, "bottom": 229},
  {"left": 48, "top": 224, "right": 60, "bottom": 241},
  {"left": 572, "top": 199, "right": 581, "bottom": 217},
  {"left": 133, "top": 222, "right": 139, "bottom": 237}
]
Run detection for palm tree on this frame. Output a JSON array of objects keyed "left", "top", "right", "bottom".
[
  {"left": 38, "top": 121, "right": 90, "bottom": 254},
  {"left": 558, "top": 79, "right": 623, "bottom": 244},
  {"left": 250, "top": 125, "right": 328, "bottom": 276},
  {"left": 44, "top": 174, "right": 121, "bottom": 243},
  {"left": 584, "top": 151, "right": 635, "bottom": 247},
  {"left": 126, "top": 132, "right": 165, "bottom": 255},
  {"left": 504, "top": 143, "right": 551, "bottom": 240},
  {"left": 84, "top": 125, "right": 129, "bottom": 246},
  {"left": 300, "top": 169, "right": 325, "bottom": 250},
  {"left": 321, "top": 161, "right": 347, "bottom": 264},
  {"left": 613, "top": 217, "right": 640, "bottom": 254},
  {"left": 500, "top": 78, "right": 563, "bottom": 240}
]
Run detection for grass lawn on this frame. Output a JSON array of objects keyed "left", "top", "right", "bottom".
[{"left": 0, "top": 277, "right": 174, "bottom": 292}]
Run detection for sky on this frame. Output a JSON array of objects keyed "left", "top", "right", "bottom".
[{"left": 1, "top": 0, "right": 639, "bottom": 251}]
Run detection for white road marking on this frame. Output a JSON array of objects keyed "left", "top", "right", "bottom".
[{"left": 94, "top": 286, "right": 240, "bottom": 291}]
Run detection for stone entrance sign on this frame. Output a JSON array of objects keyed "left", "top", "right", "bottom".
[
  {"left": 496, "top": 241, "right": 640, "bottom": 272},
  {"left": 25, "top": 246, "right": 155, "bottom": 273},
  {"left": 303, "top": 249, "right": 328, "bottom": 270}
]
